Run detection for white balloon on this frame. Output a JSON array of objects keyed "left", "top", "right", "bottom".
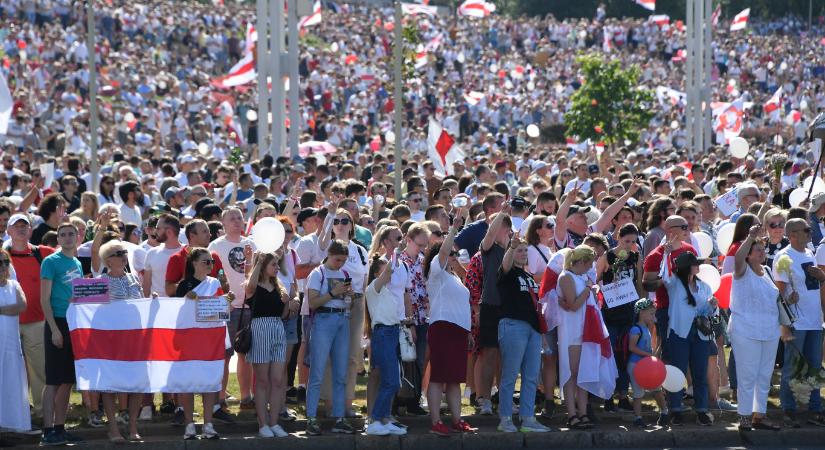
[
  {"left": 801, "top": 100, "right": 809, "bottom": 111},
  {"left": 716, "top": 222, "right": 736, "bottom": 254},
  {"left": 802, "top": 175, "right": 825, "bottom": 193},
  {"left": 197, "top": 142, "right": 210, "bottom": 156},
  {"left": 526, "top": 81, "right": 536, "bottom": 91},
  {"left": 330, "top": 42, "right": 339, "bottom": 53},
  {"left": 504, "top": 80, "right": 514, "bottom": 90},
  {"left": 697, "top": 264, "right": 721, "bottom": 293},
  {"left": 692, "top": 232, "right": 713, "bottom": 259},
  {"left": 124, "top": 112, "right": 135, "bottom": 123},
  {"left": 246, "top": 110, "right": 258, "bottom": 121},
  {"left": 489, "top": 63, "right": 498, "bottom": 73},
  {"left": 314, "top": 153, "right": 327, "bottom": 166},
  {"left": 662, "top": 365, "right": 687, "bottom": 393},
  {"left": 729, "top": 137, "right": 749, "bottom": 159},
  {"left": 526, "top": 124, "right": 540, "bottom": 138},
  {"left": 670, "top": 120, "right": 679, "bottom": 129},
  {"left": 789, "top": 187, "right": 808, "bottom": 208},
  {"left": 457, "top": 52, "right": 465, "bottom": 63},
  {"left": 385, "top": 130, "right": 396, "bottom": 144},
  {"left": 250, "top": 218, "right": 285, "bottom": 253}
]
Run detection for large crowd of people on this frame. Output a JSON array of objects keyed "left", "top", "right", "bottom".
[{"left": 1, "top": 0, "right": 825, "bottom": 446}]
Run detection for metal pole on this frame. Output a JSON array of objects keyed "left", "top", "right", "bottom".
[
  {"left": 287, "top": 0, "right": 300, "bottom": 159},
  {"left": 702, "top": 0, "right": 712, "bottom": 152},
  {"left": 810, "top": 0, "right": 813, "bottom": 32},
  {"left": 685, "top": 0, "right": 694, "bottom": 156},
  {"left": 86, "top": 0, "right": 98, "bottom": 193},
  {"left": 269, "top": 0, "right": 283, "bottom": 158},
  {"left": 256, "top": 0, "right": 269, "bottom": 159},
  {"left": 393, "top": 0, "right": 403, "bottom": 199}
]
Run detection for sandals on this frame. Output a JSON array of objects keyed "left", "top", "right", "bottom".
[
  {"left": 578, "top": 415, "right": 595, "bottom": 429},
  {"left": 566, "top": 415, "right": 593, "bottom": 430},
  {"left": 751, "top": 419, "right": 780, "bottom": 431}
]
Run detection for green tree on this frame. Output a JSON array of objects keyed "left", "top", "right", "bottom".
[{"left": 564, "top": 54, "right": 654, "bottom": 150}]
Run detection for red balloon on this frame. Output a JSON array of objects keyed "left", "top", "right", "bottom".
[
  {"left": 715, "top": 273, "right": 733, "bottom": 309},
  {"left": 633, "top": 356, "right": 666, "bottom": 390},
  {"left": 16, "top": 39, "right": 26, "bottom": 50}
]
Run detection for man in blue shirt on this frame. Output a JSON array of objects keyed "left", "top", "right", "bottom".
[{"left": 454, "top": 192, "right": 505, "bottom": 255}]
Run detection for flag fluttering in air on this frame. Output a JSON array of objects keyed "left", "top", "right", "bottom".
[
  {"left": 428, "top": 119, "right": 464, "bottom": 176},
  {"left": 298, "top": 1, "right": 322, "bottom": 30},
  {"left": 711, "top": 3, "right": 721, "bottom": 27},
  {"left": 764, "top": 87, "right": 783, "bottom": 122},
  {"left": 457, "top": 0, "right": 495, "bottom": 18},
  {"left": 730, "top": 8, "right": 749, "bottom": 32},
  {"left": 649, "top": 15, "right": 669, "bottom": 27},
  {"left": 0, "top": 73, "right": 12, "bottom": 135},
  {"left": 635, "top": 0, "right": 655, "bottom": 12},
  {"left": 402, "top": 2, "right": 438, "bottom": 17}
]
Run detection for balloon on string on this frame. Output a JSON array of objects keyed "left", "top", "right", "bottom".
[
  {"left": 716, "top": 222, "right": 736, "bottom": 254},
  {"left": 246, "top": 110, "right": 258, "bottom": 122},
  {"left": 526, "top": 81, "right": 536, "bottom": 91},
  {"left": 662, "top": 365, "right": 687, "bottom": 392},
  {"left": 715, "top": 273, "right": 733, "bottom": 309},
  {"left": 697, "top": 264, "right": 721, "bottom": 293},
  {"left": 729, "top": 137, "right": 749, "bottom": 159},
  {"left": 789, "top": 187, "right": 810, "bottom": 208},
  {"left": 489, "top": 63, "right": 498, "bottom": 73},
  {"left": 633, "top": 356, "right": 666, "bottom": 389},
  {"left": 692, "top": 232, "right": 713, "bottom": 259},
  {"left": 526, "top": 124, "right": 540, "bottom": 138},
  {"left": 123, "top": 112, "right": 135, "bottom": 123},
  {"left": 330, "top": 42, "right": 339, "bottom": 53},
  {"left": 801, "top": 175, "right": 825, "bottom": 194},
  {"left": 385, "top": 130, "right": 396, "bottom": 144},
  {"left": 250, "top": 218, "right": 285, "bottom": 253},
  {"left": 197, "top": 142, "right": 210, "bottom": 156}
]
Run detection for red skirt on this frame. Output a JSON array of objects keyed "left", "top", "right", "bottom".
[{"left": 427, "top": 320, "right": 469, "bottom": 384}]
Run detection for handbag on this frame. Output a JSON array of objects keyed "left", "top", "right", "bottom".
[
  {"left": 399, "top": 326, "right": 417, "bottom": 362},
  {"left": 694, "top": 315, "right": 713, "bottom": 336},
  {"left": 232, "top": 295, "right": 255, "bottom": 354},
  {"left": 528, "top": 284, "right": 549, "bottom": 334},
  {"left": 764, "top": 265, "right": 797, "bottom": 327}
]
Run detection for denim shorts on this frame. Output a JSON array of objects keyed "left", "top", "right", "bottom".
[
  {"left": 541, "top": 328, "right": 558, "bottom": 356},
  {"left": 283, "top": 316, "right": 299, "bottom": 345}
]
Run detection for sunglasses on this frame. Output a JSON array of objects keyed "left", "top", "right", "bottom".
[
  {"left": 364, "top": 219, "right": 375, "bottom": 225},
  {"left": 201, "top": 259, "right": 215, "bottom": 265},
  {"left": 109, "top": 250, "right": 128, "bottom": 258},
  {"left": 409, "top": 198, "right": 422, "bottom": 203},
  {"left": 795, "top": 228, "right": 812, "bottom": 234},
  {"left": 333, "top": 218, "right": 351, "bottom": 226},
  {"left": 431, "top": 231, "right": 446, "bottom": 237},
  {"left": 670, "top": 224, "right": 689, "bottom": 230},
  {"left": 768, "top": 222, "right": 785, "bottom": 229},
  {"left": 449, "top": 251, "right": 459, "bottom": 257}
]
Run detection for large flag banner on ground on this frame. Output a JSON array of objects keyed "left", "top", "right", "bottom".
[{"left": 67, "top": 298, "right": 227, "bottom": 393}]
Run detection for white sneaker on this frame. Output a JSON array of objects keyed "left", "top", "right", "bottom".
[
  {"left": 138, "top": 406, "right": 153, "bottom": 421},
  {"left": 497, "top": 417, "right": 518, "bottom": 433},
  {"left": 183, "top": 423, "right": 197, "bottom": 440},
  {"left": 270, "top": 425, "right": 289, "bottom": 438},
  {"left": 480, "top": 399, "right": 494, "bottom": 416},
  {"left": 520, "top": 417, "right": 551, "bottom": 433},
  {"left": 202, "top": 422, "right": 219, "bottom": 440},
  {"left": 259, "top": 426, "right": 275, "bottom": 438},
  {"left": 366, "top": 421, "right": 390, "bottom": 436},
  {"left": 384, "top": 422, "right": 407, "bottom": 435}
]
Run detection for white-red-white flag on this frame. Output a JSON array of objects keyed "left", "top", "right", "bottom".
[
  {"left": 671, "top": 49, "right": 686, "bottom": 63},
  {"left": 764, "top": 87, "right": 783, "bottom": 122},
  {"left": 730, "top": 8, "right": 749, "bottom": 31},
  {"left": 211, "top": 24, "right": 256, "bottom": 89},
  {"left": 457, "top": 0, "right": 495, "bottom": 18},
  {"left": 712, "top": 99, "right": 745, "bottom": 141},
  {"left": 578, "top": 304, "right": 618, "bottom": 399},
  {"left": 402, "top": 2, "right": 437, "bottom": 17},
  {"left": 0, "top": 73, "right": 11, "bottom": 135},
  {"left": 649, "top": 14, "right": 670, "bottom": 27},
  {"left": 711, "top": 3, "right": 721, "bottom": 26},
  {"left": 299, "top": 1, "right": 322, "bottom": 30},
  {"left": 656, "top": 86, "right": 686, "bottom": 106},
  {"left": 68, "top": 299, "right": 228, "bottom": 393},
  {"left": 428, "top": 118, "right": 463, "bottom": 176},
  {"left": 635, "top": 0, "right": 655, "bottom": 12},
  {"left": 463, "top": 91, "right": 485, "bottom": 105}
]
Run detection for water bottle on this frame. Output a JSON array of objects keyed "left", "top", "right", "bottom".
[{"left": 458, "top": 249, "right": 470, "bottom": 264}]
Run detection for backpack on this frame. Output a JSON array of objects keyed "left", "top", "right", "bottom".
[{"left": 613, "top": 324, "right": 642, "bottom": 372}]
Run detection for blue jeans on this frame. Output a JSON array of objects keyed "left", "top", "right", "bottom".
[
  {"left": 665, "top": 325, "right": 710, "bottom": 412},
  {"left": 607, "top": 324, "right": 630, "bottom": 394},
  {"left": 655, "top": 309, "right": 670, "bottom": 359},
  {"left": 780, "top": 329, "right": 823, "bottom": 412},
  {"left": 370, "top": 325, "right": 401, "bottom": 421},
  {"left": 306, "top": 312, "right": 350, "bottom": 418},
  {"left": 497, "top": 318, "right": 542, "bottom": 419}
]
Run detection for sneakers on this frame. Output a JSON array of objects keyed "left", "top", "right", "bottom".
[
  {"left": 405, "top": 404, "right": 428, "bottom": 416},
  {"left": 633, "top": 417, "right": 648, "bottom": 428},
  {"left": 239, "top": 398, "right": 256, "bottom": 410},
  {"left": 305, "top": 417, "right": 322, "bottom": 436},
  {"left": 138, "top": 405, "right": 153, "bottom": 421},
  {"left": 270, "top": 425, "right": 289, "bottom": 437},
  {"left": 331, "top": 418, "right": 355, "bottom": 434},
  {"left": 40, "top": 430, "right": 67, "bottom": 446},
  {"left": 617, "top": 398, "right": 634, "bottom": 412},
  {"left": 160, "top": 400, "right": 176, "bottom": 414},
  {"left": 657, "top": 413, "right": 670, "bottom": 426},
  {"left": 520, "top": 417, "right": 552, "bottom": 432},
  {"left": 259, "top": 426, "right": 275, "bottom": 438},
  {"left": 202, "top": 423, "right": 219, "bottom": 439},
  {"left": 497, "top": 417, "right": 518, "bottom": 433},
  {"left": 59, "top": 431, "right": 82, "bottom": 443},
  {"left": 344, "top": 407, "right": 363, "bottom": 419},
  {"left": 670, "top": 412, "right": 684, "bottom": 426},
  {"left": 479, "top": 398, "right": 494, "bottom": 416},
  {"left": 366, "top": 421, "right": 390, "bottom": 436},
  {"left": 171, "top": 408, "right": 185, "bottom": 426},
  {"left": 286, "top": 387, "right": 298, "bottom": 404},
  {"left": 697, "top": 412, "right": 714, "bottom": 426},
  {"left": 384, "top": 422, "right": 407, "bottom": 435},
  {"left": 279, "top": 409, "right": 297, "bottom": 422},
  {"left": 88, "top": 411, "right": 104, "bottom": 428},
  {"left": 716, "top": 399, "right": 738, "bottom": 412},
  {"left": 451, "top": 420, "right": 477, "bottom": 433},
  {"left": 183, "top": 423, "right": 197, "bottom": 440},
  {"left": 429, "top": 421, "right": 451, "bottom": 436},
  {"left": 739, "top": 415, "right": 752, "bottom": 431},
  {"left": 212, "top": 408, "right": 235, "bottom": 424}
]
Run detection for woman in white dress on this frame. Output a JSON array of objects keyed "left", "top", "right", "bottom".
[{"left": 0, "top": 248, "right": 31, "bottom": 442}]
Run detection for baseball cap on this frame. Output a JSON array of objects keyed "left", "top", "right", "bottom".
[
  {"left": 568, "top": 204, "right": 592, "bottom": 216},
  {"left": 8, "top": 213, "right": 30, "bottom": 227},
  {"left": 531, "top": 161, "right": 548, "bottom": 172},
  {"left": 810, "top": 191, "right": 825, "bottom": 212}
]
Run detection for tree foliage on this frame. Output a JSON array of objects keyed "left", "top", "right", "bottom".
[{"left": 564, "top": 54, "right": 654, "bottom": 148}]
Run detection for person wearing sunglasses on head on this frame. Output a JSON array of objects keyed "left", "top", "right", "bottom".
[{"left": 775, "top": 218, "right": 825, "bottom": 427}]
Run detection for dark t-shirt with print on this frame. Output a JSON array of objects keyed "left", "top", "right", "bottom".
[{"left": 497, "top": 266, "right": 540, "bottom": 332}]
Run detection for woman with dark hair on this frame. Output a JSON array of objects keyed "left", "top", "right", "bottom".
[
  {"left": 424, "top": 208, "right": 476, "bottom": 435},
  {"left": 175, "top": 247, "right": 235, "bottom": 440},
  {"left": 642, "top": 197, "right": 676, "bottom": 258},
  {"left": 525, "top": 215, "right": 554, "bottom": 283},
  {"left": 32, "top": 193, "right": 67, "bottom": 245},
  {"left": 721, "top": 213, "right": 760, "bottom": 275},
  {"left": 98, "top": 175, "right": 117, "bottom": 205},
  {"left": 660, "top": 241, "right": 717, "bottom": 426}
]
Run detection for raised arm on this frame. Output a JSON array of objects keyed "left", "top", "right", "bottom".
[
  {"left": 318, "top": 198, "right": 341, "bottom": 252},
  {"left": 554, "top": 184, "right": 579, "bottom": 245},
  {"left": 480, "top": 203, "right": 510, "bottom": 253},
  {"left": 437, "top": 208, "right": 467, "bottom": 269},
  {"left": 734, "top": 225, "right": 761, "bottom": 279},
  {"left": 501, "top": 235, "right": 521, "bottom": 274},
  {"left": 592, "top": 181, "right": 640, "bottom": 233}
]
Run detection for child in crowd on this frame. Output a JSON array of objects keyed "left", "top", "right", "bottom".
[{"left": 627, "top": 298, "right": 668, "bottom": 428}]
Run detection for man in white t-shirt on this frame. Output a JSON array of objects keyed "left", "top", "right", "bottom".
[
  {"left": 207, "top": 207, "right": 255, "bottom": 406},
  {"left": 776, "top": 218, "right": 825, "bottom": 425},
  {"left": 141, "top": 214, "right": 182, "bottom": 297}
]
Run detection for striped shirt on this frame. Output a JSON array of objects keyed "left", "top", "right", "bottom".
[{"left": 102, "top": 272, "right": 143, "bottom": 300}]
